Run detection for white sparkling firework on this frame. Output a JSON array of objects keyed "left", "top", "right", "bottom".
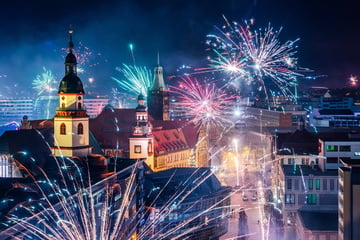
[
  {"left": 170, "top": 76, "right": 235, "bottom": 129},
  {"left": 206, "top": 16, "right": 308, "bottom": 106}
]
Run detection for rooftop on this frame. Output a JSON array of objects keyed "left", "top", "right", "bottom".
[
  {"left": 298, "top": 210, "right": 338, "bottom": 231},
  {"left": 282, "top": 164, "right": 338, "bottom": 177}
]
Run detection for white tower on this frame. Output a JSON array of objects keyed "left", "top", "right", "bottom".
[
  {"left": 129, "top": 94, "right": 154, "bottom": 166},
  {"left": 51, "top": 29, "right": 92, "bottom": 157}
]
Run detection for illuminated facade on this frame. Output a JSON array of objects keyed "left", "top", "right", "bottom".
[{"left": 51, "top": 30, "right": 92, "bottom": 157}]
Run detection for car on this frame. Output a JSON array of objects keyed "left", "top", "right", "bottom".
[
  {"left": 242, "top": 195, "right": 248, "bottom": 201},
  {"left": 251, "top": 195, "right": 257, "bottom": 201}
]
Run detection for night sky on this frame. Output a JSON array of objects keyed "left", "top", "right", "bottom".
[{"left": 0, "top": 0, "right": 359, "bottom": 96}]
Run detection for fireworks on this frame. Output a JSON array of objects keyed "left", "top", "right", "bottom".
[
  {"left": 61, "top": 42, "right": 104, "bottom": 74},
  {"left": 206, "top": 16, "right": 307, "bottom": 106},
  {"left": 112, "top": 64, "right": 154, "bottom": 97},
  {"left": 349, "top": 74, "right": 358, "bottom": 87},
  {"left": 32, "top": 67, "right": 57, "bottom": 96},
  {"left": 2, "top": 156, "right": 142, "bottom": 240},
  {"left": 170, "top": 76, "right": 235, "bottom": 129}
]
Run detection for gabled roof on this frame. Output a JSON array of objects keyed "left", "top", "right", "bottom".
[
  {"left": 0, "top": 129, "right": 53, "bottom": 169},
  {"left": 151, "top": 120, "right": 199, "bottom": 148},
  {"left": 89, "top": 108, "right": 136, "bottom": 151},
  {"left": 153, "top": 129, "right": 188, "bottom": 155}
]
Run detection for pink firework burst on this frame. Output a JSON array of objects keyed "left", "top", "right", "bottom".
[{"left": 170, "top": 76, "right": 235, "bottom": 129}]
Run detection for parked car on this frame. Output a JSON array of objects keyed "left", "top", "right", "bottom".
[
  {"left": 242, "top": 195, "right": 248, "bottom": 201},
  {"left": 251, "top": 194, "right": 257, "bottom": 201}
]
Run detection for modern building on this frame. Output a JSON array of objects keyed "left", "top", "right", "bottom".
[
  {"left": 0, "top": 98, "right": 33, "bottom": 126},
  {"left": 339, "top": 159, "right": 360, "bottom": 240}
]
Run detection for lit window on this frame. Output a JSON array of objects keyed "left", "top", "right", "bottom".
[
  {"left": 60, "top": 123, "right": 66, "bottom": 135},
  {"left": 308, "top": 179, "right": 313, "bottom": 190},
  {"left": 326, "top": 145, "right": 338, "bottom": 152},
  {"left": 77, "top": 123, "right": 83, "bottom": 135},
  {"left": 285, "top": 194, "right": 295, "bottom": 204},
  {"left": 306, "top": 194, "right": 317, "bottom": 205},
  {"left": 135, "top": 145, "right": 141, "bottom": 153},
  {"left": 315, "top": 179, "right": 320, "bottom": 190}
]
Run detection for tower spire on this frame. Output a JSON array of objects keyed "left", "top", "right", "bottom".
[
  {"left": 157, "top": 50, "right": 160, "bottom": 66},
  {"left": 152, "top": 53, "right": 166, "bottom": 90},
  {"left": 68, "top": 27, "right": 74, "bottom": 52}
]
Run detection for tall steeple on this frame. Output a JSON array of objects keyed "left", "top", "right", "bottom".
[
  {"left": 51, "top": 29, "right": 92, "bottom": 157},
  {"left": 151, "top": 52, "right": 166, "bottom": 91},
  {"left": 147, "top": 54, "right": 170, "bottom": 121}
]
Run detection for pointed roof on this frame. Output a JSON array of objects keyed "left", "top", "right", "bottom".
[
  {"left": 151, "top": 59, "right": 167, "bottom": 90},
  {"left": 58, "top": 28, "right": 85, "bottom": 94}
]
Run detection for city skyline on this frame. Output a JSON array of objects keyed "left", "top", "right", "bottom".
[{"left": 0, "top": 0, "right": 359, "bottom": 98}]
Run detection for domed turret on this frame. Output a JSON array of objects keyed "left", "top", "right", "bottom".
[{"left": 58, "top": 28, "right": 84, "bottom": 94}]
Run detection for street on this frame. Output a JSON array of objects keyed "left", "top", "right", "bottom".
[{"left": 216, "top": 126, "right": 293, "bottom": 240}]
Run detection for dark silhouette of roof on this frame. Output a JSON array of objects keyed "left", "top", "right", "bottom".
[
  {"left": 318, "top": 109, "right": 353, "bottom": 115},
  {"left": 277, "top": 129, "right": 319, "bottom": 155},
  {"left": 298, "top": 210, "right": 338, "bottom": 231},
  {"left": 144, "top": 167, "right": 229, "bottom": 205},
  {"left": 58, "top": 73, "right": 85, "bottom": 94}
]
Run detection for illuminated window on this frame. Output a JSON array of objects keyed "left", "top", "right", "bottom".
[
  {"left": 315, "top": 179, "right": 320, "bottom": 190},
  {"left": 306, "top": 194, "right": 317, "bottom": 205},
  {"left": 60, "top": 123, "right": 66, "bottom": 135},
  {"left": 135, "top": 145, "right": 141, "bottom": 153},
  {"left": 285, "top": 194, "right": 295, "bottom": 204},
  {"left": 326, "top": 145, "right": 338, "bottom": 152},
  {"left": 308, "top": 179, "right": 313, "bottom": 190},
  {"left": 77, "top": 123, "right": 83, "bottom": 135},
  {"left": 61, "top": 103, "right": 65, "bottom": 108}
]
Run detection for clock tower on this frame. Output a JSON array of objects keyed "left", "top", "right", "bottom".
[
  {"left": 51, "top": 29, "right": 92, "bottom": 157},
  {"left": 129, "top": 94, "right": 154, "bottom": 167}
]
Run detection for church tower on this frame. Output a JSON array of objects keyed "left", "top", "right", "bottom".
[
  {"left": 51, "top": 29, "right": 92, "bottom": 157},
  {"left": 147, "top": 57, "right": 170, "bottom": 121},
  {"left": 129, "top": 94, "right": 154, "bottom": 167}
]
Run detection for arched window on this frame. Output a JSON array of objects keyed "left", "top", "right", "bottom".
[
  {"left": 61, "top": 103, "right": 65, "bottom": 108},
  {"left": 77, "top": 123, "right": 84, "bottom": 135},
  {"left": 60, "top": 123, "right": 66, "bottom": 135},
  {"left": 78, "top": 102, "right": 82, "bottom": 109}
]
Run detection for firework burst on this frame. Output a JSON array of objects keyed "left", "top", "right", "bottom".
[
  {"left": 170, "top": 76, "right": 235, "bottom": 129},
  {"left": 61, "top": 42, "right": 103, "bottom": 74},
  {"left": 206, "top": 16, "right": 307, "bottom": 106},
  {"left": 32, "top": 67, "right": 57, "bottom": 96},
  {"left": 112, "top": 64, "right": 154, "bottom": 97}
]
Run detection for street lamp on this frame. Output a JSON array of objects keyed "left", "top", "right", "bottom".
[{"left": 232, "top": 138, "right": 240, "bottom": 188}]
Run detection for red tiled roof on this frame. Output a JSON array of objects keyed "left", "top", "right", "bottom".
[{"left": 152, "top": 128, "right": 190, "bottom": 155}]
